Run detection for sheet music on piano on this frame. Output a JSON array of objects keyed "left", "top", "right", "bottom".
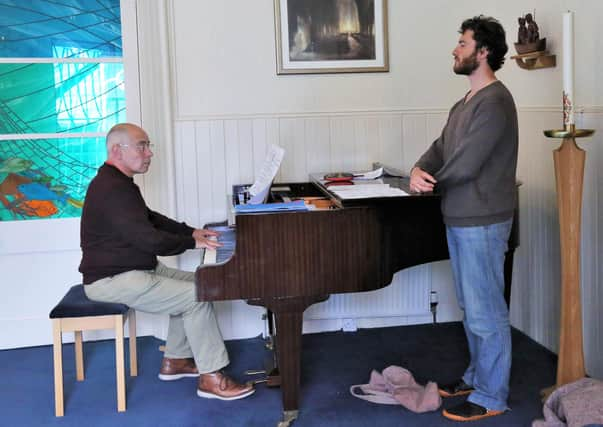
[
  {"left": 248, "top": 144, "right": 285, "bottom": 204},
  {"left": 329, "top": 183, "right": 408, "bottom": 199}
]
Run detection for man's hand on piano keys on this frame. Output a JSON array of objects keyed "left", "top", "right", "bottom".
[{"left": 193, "top": 228, "right": 223, "bottom": 250}]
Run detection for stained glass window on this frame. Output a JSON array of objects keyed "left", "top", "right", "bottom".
[
  {"left": 0, "top": 137, "right": 105, "bottom": 221},
  {"left": 0, "top": 0, "right": 124, "bottom": 221},
  {"left": 0, "top": 0, "right": 122, "bottom": 58}
]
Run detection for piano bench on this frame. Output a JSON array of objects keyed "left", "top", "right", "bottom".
[{"left": 49, "top": 285, "right": 137, "bottom": 416}]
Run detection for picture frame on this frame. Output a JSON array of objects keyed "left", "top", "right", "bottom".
[{"left": 274, "top": 0, "right": 389, "bottom": 75}]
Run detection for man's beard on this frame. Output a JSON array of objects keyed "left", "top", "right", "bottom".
[{"left": 453, "top": 50, "right": 479, "bottom": 75}]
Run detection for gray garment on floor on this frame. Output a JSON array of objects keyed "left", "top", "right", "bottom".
[{"left": 532, "top": 378, "right": 603, "bottom": 427}]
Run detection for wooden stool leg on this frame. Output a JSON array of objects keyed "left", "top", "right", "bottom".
[
  {"left": 128, "top": 309, "right": 137, "bottom": 377},
  {"left": 74, "top": 330, "right": 84, "bottom": 381},
  {"left": 52, "top": 319, "right": 64, "bottom": 417},
  {"left": 114, "top": 315, "right": 126, "bottom": 412}
]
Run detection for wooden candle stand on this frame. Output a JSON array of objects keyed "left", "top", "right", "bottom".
[{"left": 542, "top": 125, "right": 595, "bottom": 396}]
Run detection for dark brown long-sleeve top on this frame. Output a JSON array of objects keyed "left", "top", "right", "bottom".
[{"left": 79, "top": 163, "right": 195, "bottom": 284}]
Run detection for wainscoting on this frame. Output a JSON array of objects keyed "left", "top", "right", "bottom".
[{"left": 173, "top": 108, "right": 603, "bottom": 379}]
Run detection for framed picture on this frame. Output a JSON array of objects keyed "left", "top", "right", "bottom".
[{"left": 274, "top": 0, "right": 389, "bottom": 74}]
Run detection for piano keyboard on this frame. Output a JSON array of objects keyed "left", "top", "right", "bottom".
[{"left": 201, "top": 226, "right": 236, "bottom": 265}]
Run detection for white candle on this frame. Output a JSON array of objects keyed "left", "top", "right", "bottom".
[{"left": 562, "top": 11, "right": 574, "bottom": 127}]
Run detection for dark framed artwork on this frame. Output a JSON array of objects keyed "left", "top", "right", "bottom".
[{"left": 274, "top": 0, "right": 389, "bottom": 74}]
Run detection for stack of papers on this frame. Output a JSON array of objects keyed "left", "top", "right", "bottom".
[{"left": 330, "top": 183, "right": 408, "bottom": 200}]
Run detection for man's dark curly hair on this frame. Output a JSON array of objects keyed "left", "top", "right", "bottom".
[{"left": 460, "top": 15, "right": 508, "bottom": 71}]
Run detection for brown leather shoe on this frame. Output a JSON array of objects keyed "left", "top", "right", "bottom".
[
  {"left": 197, "top": 371, "right": 255, "bottom": 401},
  {"left": 158, "top": 357, "right": 200, "bottom": 381}
]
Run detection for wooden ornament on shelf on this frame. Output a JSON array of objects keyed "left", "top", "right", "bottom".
[{"left": 512, "top": 12, "right": 555, "bottom": 70}]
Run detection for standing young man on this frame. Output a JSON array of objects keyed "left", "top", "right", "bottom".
[
  {"left": 410, "top": 16, "right": 518, "bottom": 421},
  {"left": 80, "top": 123, "right": 254, "bottom": 401}
]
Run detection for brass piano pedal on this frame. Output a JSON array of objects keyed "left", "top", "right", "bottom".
[
  {"left": 244, "top": 369, "right": 266, "bottom": 376},
  {"left": 244, "top": 368, "right": 281, "bottom": 387},
  {"left": 277, "top": 410, "right": 298, "bottom": 427},
  {"left": 250, "top": 376, "right": 280, "bottom": 387}
]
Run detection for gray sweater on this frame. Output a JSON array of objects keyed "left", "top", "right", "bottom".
[{"left": 415, "top": 81, "right": 518, "bottom": 226}]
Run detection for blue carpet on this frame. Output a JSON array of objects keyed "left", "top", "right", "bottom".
[{"left": 1, "top": 322, "right": 556, "bottom": 426}]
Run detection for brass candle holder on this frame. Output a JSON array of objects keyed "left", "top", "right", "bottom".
[
  {"left": 544, "top": 123, "right": 594, "bottom": 138},
  {"left": 542, "top": 122, "right": 595, "bottom": 396}
]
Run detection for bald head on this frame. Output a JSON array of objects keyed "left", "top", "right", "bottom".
[
  {"left": 105, "top": 123, "right": 153, "bottom": 177},
  {"left": 106, "top": 123, "right": 144, "bottom": 153}
]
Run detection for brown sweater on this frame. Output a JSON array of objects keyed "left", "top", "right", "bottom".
[{"left": 79, "top": 163, "right": 195, "bottom": 284}]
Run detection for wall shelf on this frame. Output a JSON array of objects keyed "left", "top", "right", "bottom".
[{"left": 510, "top": 51, "right": 556, "bottom": 70}]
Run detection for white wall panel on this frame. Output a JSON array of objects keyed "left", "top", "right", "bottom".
[
  {"left": 279, "top": 118, "right": 307, "bottom": 182},
  {"left": 330, "top": 117, "right": 359, "bottom": 173},
  {"left": 208, "top": 120, "right": 229, "bottom": 221},
  {"left": 375, "top": 115, "right": 404, "bottom": 169},
  {"left": 304, "top": 118, "right": 332, "bottom": 176}
]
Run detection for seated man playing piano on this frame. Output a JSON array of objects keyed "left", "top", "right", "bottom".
[{"left": 79, "top": 122, "right": 254, "bottom": 401}]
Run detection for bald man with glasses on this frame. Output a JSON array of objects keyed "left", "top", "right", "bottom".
[{"left": 79, "top": 123, "right": 254, "bottom": 401}]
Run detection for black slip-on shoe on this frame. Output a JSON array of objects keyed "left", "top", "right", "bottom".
[
  {"left": 442, "top": 401, "right": 504, "bottom": 422},
  {"left": 438, "top": 379, "right": 475, "bottom": 398}
]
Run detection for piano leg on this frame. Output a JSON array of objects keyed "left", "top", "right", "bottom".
[
  {"left": 275, "top": 310, "right": 303, "bottom": 416},
  {"left": 249, "top": 295, "right": 328, "bottom": 426}
]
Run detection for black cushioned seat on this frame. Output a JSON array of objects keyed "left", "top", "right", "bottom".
[{"left": 50, "top": 285, "right": 129, "bottom": 318}]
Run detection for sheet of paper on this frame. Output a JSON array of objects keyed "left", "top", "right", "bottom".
[
  {"left": 248, "top": 144, "right": 285, "bottom": 204},
  {"left": 330, "top": 183, "right": 408, "bottom": 199},
  {"left": 372, "top": 162, "right": 409, "bottom": 178},
  {"left": 353, "top": 167, "right": 383, "bottom": 180}
]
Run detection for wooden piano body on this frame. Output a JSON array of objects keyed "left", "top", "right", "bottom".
[{"left": 195, "top": 175, "right": 519, "bottom": 422}]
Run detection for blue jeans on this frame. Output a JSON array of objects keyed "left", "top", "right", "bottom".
[{"left": 446, "top": 218, "right": 513, "bottom": 411}]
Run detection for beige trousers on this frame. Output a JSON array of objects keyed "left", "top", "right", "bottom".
[{"left": 84, "top": 261, "right": 229, "bottom": 373}]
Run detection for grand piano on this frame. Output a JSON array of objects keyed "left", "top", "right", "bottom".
[{"left": 195, "top": 173, "right": 519, "bottom": 424}]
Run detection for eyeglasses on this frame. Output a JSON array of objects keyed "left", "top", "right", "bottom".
[{"left": 119, "top": 141, "right": 154, "bottom": 152}]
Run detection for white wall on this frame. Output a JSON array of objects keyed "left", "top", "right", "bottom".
[
  {"left": 1, "top": 0, "right": 601, "bottom": 381},
  {"left": 171, "top": 0, "right": 600, "bottom": 117}
]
